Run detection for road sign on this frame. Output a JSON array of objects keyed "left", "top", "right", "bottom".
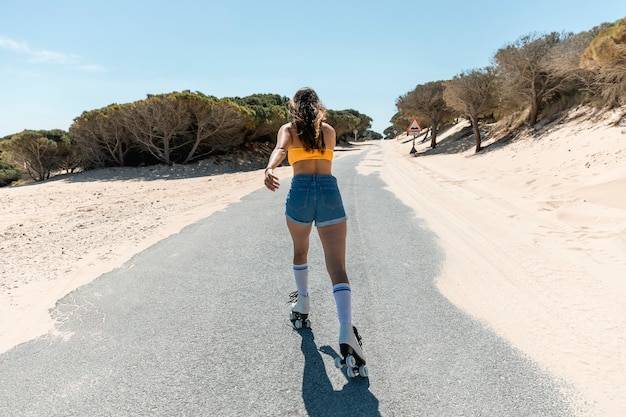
[{"left": 407, "top": 118, "right": 422, "bottom": 133}]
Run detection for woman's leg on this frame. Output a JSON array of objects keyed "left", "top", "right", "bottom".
[
  {"left": 286, "top": 219, "right": 312, "bottom": 265},
  {"left": 317, "top": 221, "right": 349, "bottom": 285},
  {"left": 318, "top": 221, "right": 366, "bottom": 366},
  {"left": 318, "top": 221, "right": 352, "bottom": 325},
  {"left": 287, "top": 220, "right": 312, "bottom": 298}
]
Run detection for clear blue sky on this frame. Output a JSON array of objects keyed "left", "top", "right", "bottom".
[{"left": 1, "top": 0, "right": 624, "bottom": 137}]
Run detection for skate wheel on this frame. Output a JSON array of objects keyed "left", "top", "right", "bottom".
[
  {"left": 359, "top": 364, "right": 368, "bottom": 377},
  {"left": 289, "top": 311, "right": 296, "bottom": 321},
  {"left": 304, "top": 319, "right": 311, "bottom": 328},
  {"left": 334, "top": 356, "right": 343, "bottom": 369},
  {"left": 346, "top": 367, "right": 357, "bottom": 378},
  {"left": 345, "top": 355, "right": 356, "bottom": 368},
  {"left": 293, "top": 319, "right": 302, "bottom": 329}
]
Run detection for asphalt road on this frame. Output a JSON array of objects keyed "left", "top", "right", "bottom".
[{"left": 0, "top": 145, "right": 573, "bottom": 416}]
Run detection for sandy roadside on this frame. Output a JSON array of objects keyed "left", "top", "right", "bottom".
[{"left": 377, "top": 108, "right": 626, "bottom": 417}]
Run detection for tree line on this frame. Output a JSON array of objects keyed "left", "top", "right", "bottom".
[
  {"left": 0, "top": 92, "right": 376, "bottom": 185},
  {"left": 393, "top": 17, "right": 626, "bottom": 153}
]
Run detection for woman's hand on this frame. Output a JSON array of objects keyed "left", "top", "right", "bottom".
[{"left": 264, "top": 168, "right": 280, "bottom": 191}]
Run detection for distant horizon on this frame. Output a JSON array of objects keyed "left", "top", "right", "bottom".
[{"left": 1, "top": 0, "right": 624, "bottom": 137}]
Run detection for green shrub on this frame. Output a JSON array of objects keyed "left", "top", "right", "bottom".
[{"left": 0, "top": 160, "right": 21, "bottom": 186}]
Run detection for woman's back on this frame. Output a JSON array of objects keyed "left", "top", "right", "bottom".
[{"left": 287, "top": 122, "right": 336, "bottom": 176}]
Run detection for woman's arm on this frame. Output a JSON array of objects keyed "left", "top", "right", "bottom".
[{"left": 264, "top": 124, "right": 292, "bottom": 191}]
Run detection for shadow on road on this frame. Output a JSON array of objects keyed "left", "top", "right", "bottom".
[{"left": 298, "top": 329, "right": 381, "bottom": 417}]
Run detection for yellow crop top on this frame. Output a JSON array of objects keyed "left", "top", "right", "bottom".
[{"left": 287, "top": 148, "right": 334, "bottom": 166}]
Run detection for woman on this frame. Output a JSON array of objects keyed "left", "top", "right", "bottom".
[{"left": 264, "top": 87, "right": 367, "bottom": 377}]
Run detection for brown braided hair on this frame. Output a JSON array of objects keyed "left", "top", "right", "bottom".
[{"left": 289, "top": 87, "right": 326, "bottom": 152}]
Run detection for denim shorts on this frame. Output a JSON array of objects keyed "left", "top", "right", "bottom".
[{"left": 285, "top": 174, "right": 347, "bottom": 227}]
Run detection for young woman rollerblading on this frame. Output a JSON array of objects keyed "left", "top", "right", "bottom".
[{"left": 264, "top": 87, "right": 367, "bottom": 378}]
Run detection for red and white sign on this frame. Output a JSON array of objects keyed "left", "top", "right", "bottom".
[{"left": 407, "top": 117, "right": 422, "bottom": 133}]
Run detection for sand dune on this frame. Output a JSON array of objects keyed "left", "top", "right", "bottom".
[{"left": 380, "top": 106, "right": 626, "bottom": 417}]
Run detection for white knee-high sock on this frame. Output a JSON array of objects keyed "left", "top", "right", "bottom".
[
  {"left": 333, "top": 283, "right": 352, "bottom": 324},
  {"left": 293, "top": 264, "right": 309, "bottom": 296}
]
